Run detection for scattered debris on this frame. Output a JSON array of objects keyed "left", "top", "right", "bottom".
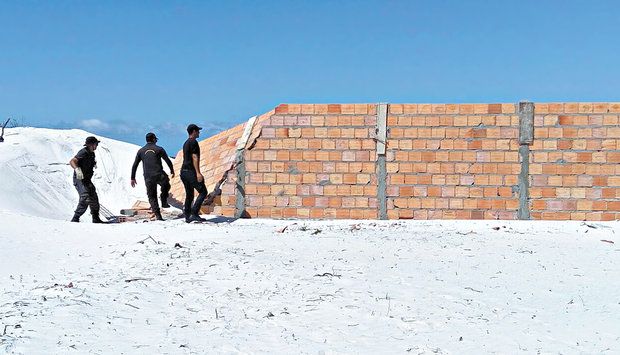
[
  {"left": 601, "top": 240, "right": 615, "bottom": 244},
  {"left": 124, "top": 278, "right": 153, "bottom": 283},
  {"left": 464, "top": 287, "right": 482, "bottom": 293},
  {"left": 67, "top": 282, "right": 74, "bottom": 288},
  {"left": 174, "top": 243, "right": 183, "bottom": 248},
  {"left": 492, "top": 227, "right": 500, "bottom": 231},
  {"left": 0, "top": 118, "right": 10, "bottom": 143},
  {"left": 314, "top": 272, "right": 341, "bottom": 278},
  {"left": 138, "top": 235, "right": 161, "bottom": 244},
  {"left": 277, "top": 226, "right": 288, "bottom": 233}
]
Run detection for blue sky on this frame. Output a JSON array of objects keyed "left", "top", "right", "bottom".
[{"left": 1, "top": 0, "right": 620, "bottom": 155}]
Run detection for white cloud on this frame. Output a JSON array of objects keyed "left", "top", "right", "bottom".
[
  {"left": 77, "top": 119, "right": 144, "bottom": 135},
  {"left": 78, "top": 119, "right": 110, "bottom": 131}
]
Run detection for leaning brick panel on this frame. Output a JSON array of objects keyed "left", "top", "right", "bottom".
[{"left": 169, "top": 122, "right": 245, "bottom": 216}]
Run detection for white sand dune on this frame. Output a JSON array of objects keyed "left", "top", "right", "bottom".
[{"left": 0, "top": 127, "right": 146, "bottom": 220}]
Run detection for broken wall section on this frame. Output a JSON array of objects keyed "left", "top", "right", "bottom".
[{"left": 243, "top": 104, "right": 380, "bottom": 219}]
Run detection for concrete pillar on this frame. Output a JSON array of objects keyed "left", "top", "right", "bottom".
[
  {"left": 234, "top": 157, "right": 247, "bottom": 218},
  {"left": 517, "top": 101, "right": 534, "bottom": 220},
  {"left": 234, "top": 116, "right": 257, "bottom": 218},
  {"left": 376, "top": 103, "right": 388, "bottom": 220}
]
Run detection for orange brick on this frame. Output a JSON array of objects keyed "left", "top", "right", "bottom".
[
  {"left": 488, "top": 104, "right": 502, "bottom": 114},
  {"left": 327, "top": 104, "right": 341, "bottom": 114},
  {"left": 418, "top": 104, "right": 432, "bottom": 114},
  {"left": 460, "top": 104, "right": 474, "bottom": 114},
  {"left": 389, "top": 104, "right": 404, "bottom": 114},
  {"left": 473, "top": 104, "right": 488, "bottom": 114},
  {"left": 547, "top": 103, "right": 562, "bottom": 113},
  {"left": 592, "top": 103, "right": 609, "bottom": 113},
  {"left": 432, "top": 104, "right": 446, "bottom": 113},
  {"left": 473, "top": 129, "right": 486, "bottom": 138},
  {"left": 563, "top": 103, "right": 578, "bottom": 113},
  {"left": 446, "top": 104, "right": 459, "bottom": 114},
  {"left": 579, "top": 103, "right": 593, "bottom": 113},
  {"left": 532, "top": 200, "right": 546, "bottom": 210},
  {"left": 535, "top": 103, "right": 549, "bottom": 114},
  {"left": 275, "top": 104, "right": 288, "bottom": 114},
  {"left": 341, "top": 104, "right": 355, "bottom": 114},
  {"left": 592, "top": 200, "right": 607, "bottom": 211}
]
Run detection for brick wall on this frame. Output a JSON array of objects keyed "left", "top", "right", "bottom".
[
  {"left": 169, "top": 102, "right": 620, "bottom": 221},
  {"left": 244, "top": 104, "right": 379, "bottom": 219},
  {"left": 386, "top": 103, "right": 520, "bottom": 219},
  {"left": 529, "top": 103, "right": 620, "bottom": 220}
]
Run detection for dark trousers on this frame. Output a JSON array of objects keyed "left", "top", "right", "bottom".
[
  {"left": 145, "top": 173, "right": 170, "bottom": 214},
  {"left": 73, "top": 177, "right": 100, "bottom": 217},
  {"left": 180, "top": 169, "right": 208, "bottom": 216}
]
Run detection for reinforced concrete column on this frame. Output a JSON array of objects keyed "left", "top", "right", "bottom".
[
  {"left": 235, "top": 116, "right": 257, "bottom": 218},
  {"left": 376, "top": 103, "right": 388, "bottom": 220},
  {"left": 517, "top": 101, "right": 534, "bottom": 220}
]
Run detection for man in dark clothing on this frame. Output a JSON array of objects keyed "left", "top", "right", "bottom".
[
  {"left": 180, "top": 124, "right": 208, "bottom": 223},
  {"left": 69, "top": 136, "right": 106, "bottom": 223},
  {"left": 130, "top": 132, "right": 175, "bottom": 221}
]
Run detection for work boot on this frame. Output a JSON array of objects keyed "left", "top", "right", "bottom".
[
  {"left": 185, "top": 214, "right": 205, "bottom": 223},
  {"left": 154, "top": 211, "right": 164, "bottom": 221},
  {"left": 92, "top": 215, "right": 107, "bottom": 224},
  {"left": 70, "top": 215, "right": 80, "bottom": 223},
  {"left": 161, "top": 199, "right": 170, "bottom": 208}
]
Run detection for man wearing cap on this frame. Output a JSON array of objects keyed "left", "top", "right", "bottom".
[
  {"left": 69, "top": 136, "right": 106, "bottom": 223},
  {"left": 130, "top": 132, "right": 175, "bottom": 221},
  {"left": 180, "top": 124, "right": 208, "bottom": 223}
]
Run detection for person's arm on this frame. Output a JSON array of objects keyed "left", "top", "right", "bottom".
[
  {"left": 130, "top": 152, "right": 141, "bottom": 187},
  {"left": 161, "top": 148, "right": 175, "bottom": 178},
  {"left": 192, "top": 153, "right": 203, "bottom": 182},
  {"left": 70, "top": 151, "right": 84, "bottom": 179},
  {"left": 191, "top": 140, "right": 203, "bottom": 182}
]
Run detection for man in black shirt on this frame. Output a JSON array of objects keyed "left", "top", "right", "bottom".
[
  {"left": 180, "top": 124, "right": 208, "bottom": 223},
  {"left": 131, "top": 132, "right": 175, "bottom": 221},
  {"left": 69, "top": 136, "right": 106, "bottom": 223}
]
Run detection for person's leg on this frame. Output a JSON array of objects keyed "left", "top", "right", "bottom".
[
  {"left": 191, "top": 180, "right": 208, "bottom": 217},
  {"left": 86, "top": 182, "right": 104, "bottom": 223},
  {"left": 180, "top": 170, "right": 195, "bottom": 218},
  {"left": 72, "top": 177, "right": 89, "bottom": 221},
  {"left": 145, "top": 177, "right": 160, "bottom": 214},
  {"left": 160, "top": 174, "right": 171, "bottom": 208}
]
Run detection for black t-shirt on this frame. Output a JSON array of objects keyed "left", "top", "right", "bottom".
[
  {"left": 182, "top": 138, "right": 200, "bottom": 172},
  {"left": 131, "top": 143, "right": 174, "bottom": 180},
  {"left": 74, "top": 147, "right": 96, "bottom": 181}
]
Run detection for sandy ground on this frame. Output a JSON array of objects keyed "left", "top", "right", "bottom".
[{"left": 1, "top": 211, "right": 619, "bottom": 354}]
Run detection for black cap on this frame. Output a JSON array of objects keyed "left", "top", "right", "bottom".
[
  {"left": 146, "top": 132, "right": 157, "bottom": 142},
  {"left": 187, "top": 124, "right": 202, "bottom": 134},
  {"left": 84, "top": 136, "right": 101, "bottom": 146}
]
